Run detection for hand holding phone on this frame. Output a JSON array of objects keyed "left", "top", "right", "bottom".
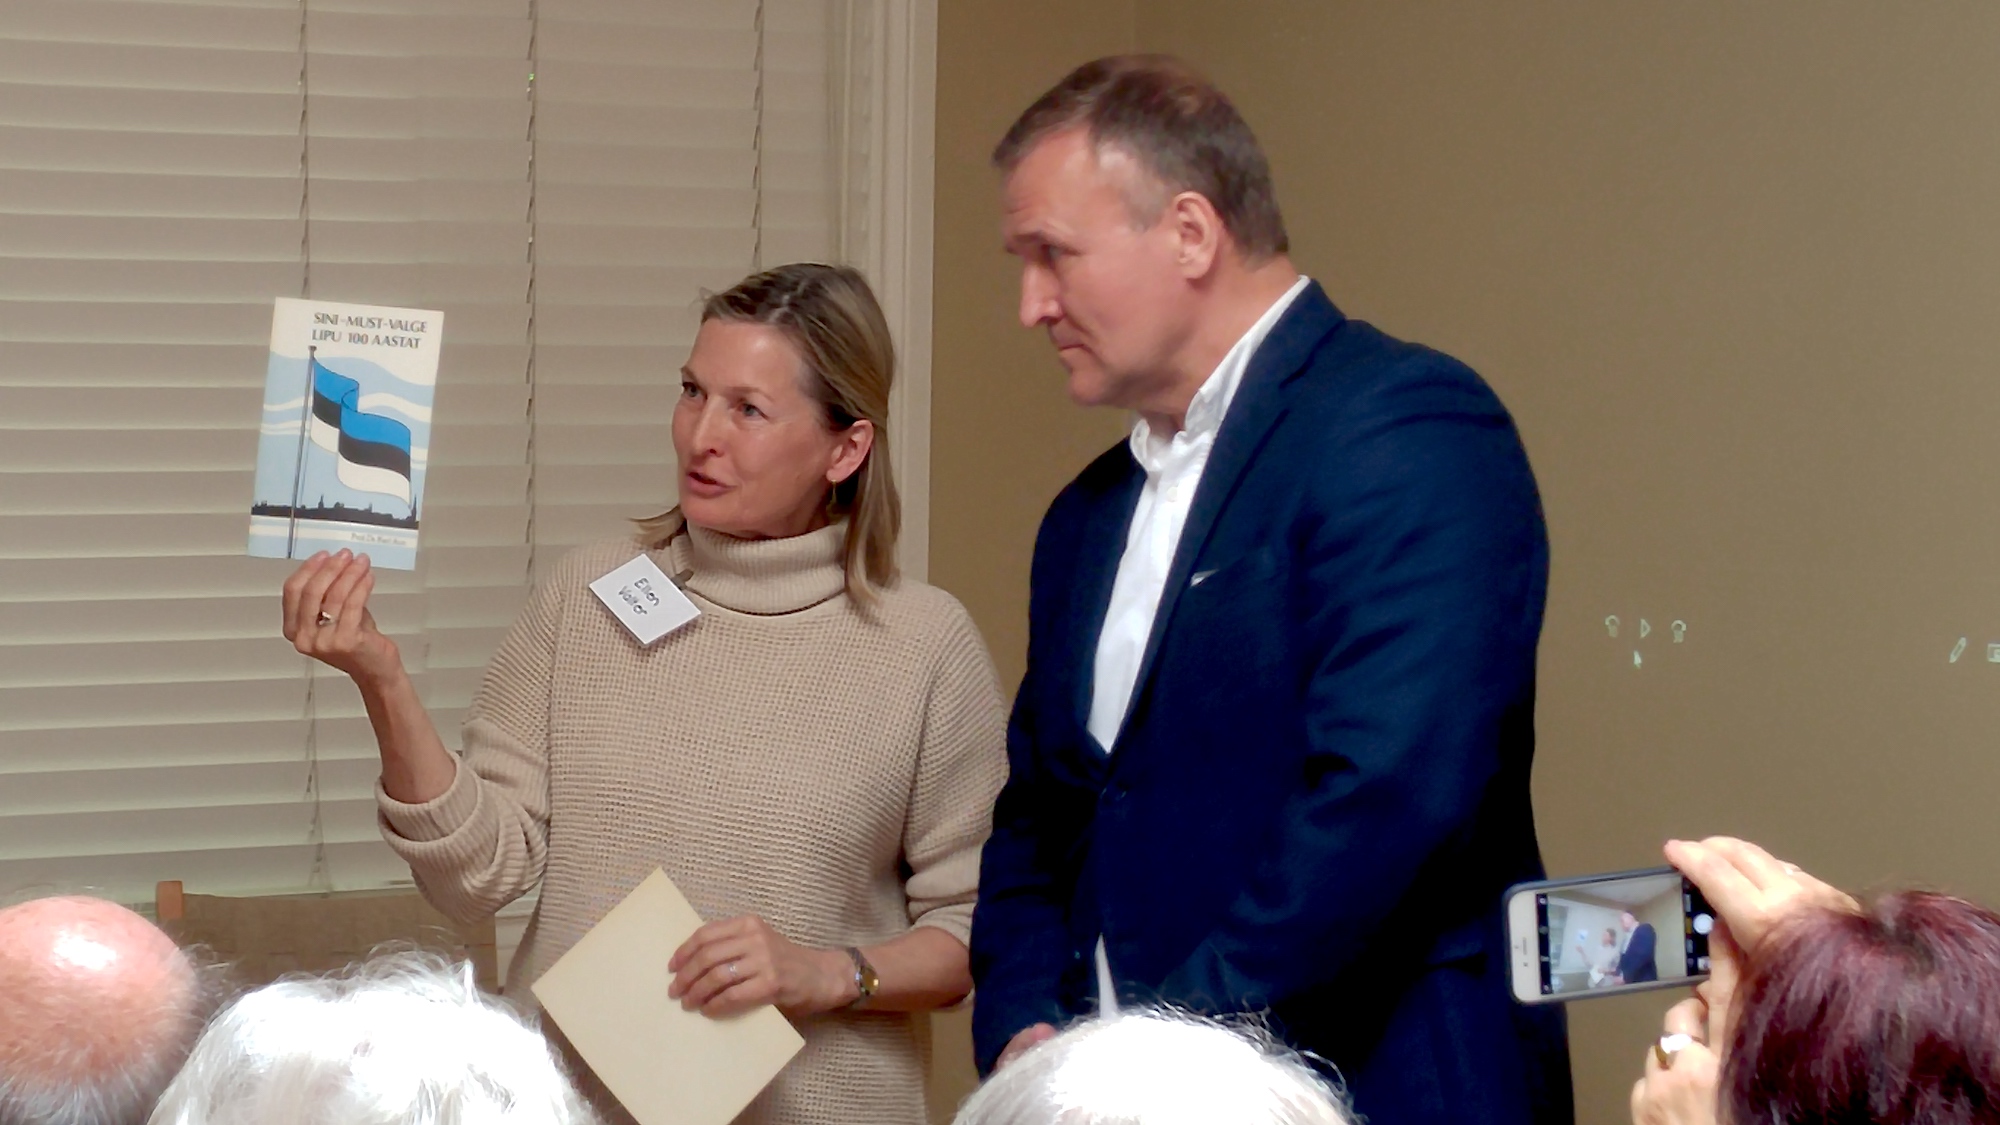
[
  {"left": 1505, "top": 867, "right": 1715, "bottom": 1004},
  {"left": 1662, "top": 837, "right": 1855, "bottom": 955}
]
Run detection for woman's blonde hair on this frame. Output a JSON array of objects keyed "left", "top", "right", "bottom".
[{"left": 636, "top": 262, "right": 901, "bottom": 607}]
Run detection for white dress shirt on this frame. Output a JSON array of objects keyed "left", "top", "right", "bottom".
[
  {"left": 1087, "top": 274, "right": 1309, "bottom": 1013},
  {"left": 1085, "top": 274, "right": 1311, "bottom": 753}
]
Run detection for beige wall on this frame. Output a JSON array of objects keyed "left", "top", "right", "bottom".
[
  {"left": 929, "top": 2, "right": 1137, "bottom": 695},
  {"left": 933, "top": 2, "right": 2000, "bottom": 1121}
]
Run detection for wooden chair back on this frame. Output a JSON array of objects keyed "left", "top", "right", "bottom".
[{"left": 155, "top": 880, "right": 499, "bottom": 991}]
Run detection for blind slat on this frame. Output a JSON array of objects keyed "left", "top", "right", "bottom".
[
  {"left": 0, "top": 595, "right": 428, "bottom": 643},
  {"left": 0, "top": 261, "right": 317, "bottom": 302},
  {"left": 0, "top": 716, "right": 378, "bottom": 774},
  {"left": 1, "top": 757, "right": 383, "bottom": 818},
  {"left": 534, "top": 223, "right": 752, "bottom": 266},
  {"left": 0, "top": 42, "right": 300, "bottom": 93},
  {"left": 533, "top": 63, "right": 757, "bottom": 108},
  {"left": 0, "top": 470, "right": 284, "bottom": 515},
  {"left": 530, "top": 303, "right": 701, "bottom": 344},
  {"left": 0, "top": 637, "right": 429, "bottom": 688},
  {"left": 537, "top": 0, "right": 754, "bottom": 29},
  {"left": 0, "top": 556, "right": 420, "bottom": 600},
  {"left": 537, "top": 25, "right": 754, "bottom": 68},
  {"left": 0, "top": 171, "right": 304, "bottom": 220},
  {"left": 533, "top": 345, "right": 698, "bottom": 383},
  {"left": 0, "top": 678, "right": 367, "bottom": 728},
  {"left": 0, "top": 431, "right": 257, "bottom": 471},
  {"left": 0, "top": 800, "right": 383, "bottom": 861},
  {"left": 532, "top": 104, "right": 756, "bottom": 149},
  {"left": 0, "top": 83, "right": 303, "bottom": 133},
  {"left": 0, "top": 842, "right": 412, "bottom": 905},
  {"left": 535, "top": 462, "right": 670, "bottom": 505},
  {"left": 307, "top": 12, "right": 530, "bottom": 59},
  {"left": 0, "top": 128, "right": 300, "bottom": 178},
  {"left": 0, "top": 1, "right": 301, "bottom": 52}
]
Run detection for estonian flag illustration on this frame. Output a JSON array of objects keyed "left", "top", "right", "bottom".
[{"left": 307, "top": 356, "right": 414, "bottom": 505}]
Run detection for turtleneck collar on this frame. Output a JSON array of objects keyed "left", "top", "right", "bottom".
[{"left": 662, "top": 510, "right": 849, "bottom": 616}]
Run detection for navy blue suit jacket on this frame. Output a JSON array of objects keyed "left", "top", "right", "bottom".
[
  {"left": 969, "top": 285, "right": 1571, "bottom": 1125},
  {"left": 1618, "top": 924, "right": 1659, "bottom": 984}
]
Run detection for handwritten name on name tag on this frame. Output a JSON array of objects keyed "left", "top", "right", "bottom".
[{"left": 589, "top": 554, "right": 700, "bottom": 646}]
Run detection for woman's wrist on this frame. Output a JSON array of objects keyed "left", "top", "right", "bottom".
[
  {"left": 351, "top": 644, "right": 411, "bottom": 700},
  {"left": 358, "top": 660, "right": 457, "bottom": 805},
  {"left": 813, "top": 947, "right": 861, "bottom": 1014}
]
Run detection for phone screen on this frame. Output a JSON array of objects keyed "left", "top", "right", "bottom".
[{"left": 1528, "top": 872, "right": 1713, "bottom": 1000}]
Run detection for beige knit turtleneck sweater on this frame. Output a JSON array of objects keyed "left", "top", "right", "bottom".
[{"left": 374, "top": 517, "right": 1008, "bottom": 1125}]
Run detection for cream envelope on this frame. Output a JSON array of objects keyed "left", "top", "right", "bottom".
[{"left": 531, "top": 870, "right": 805, "bottom": 1125}]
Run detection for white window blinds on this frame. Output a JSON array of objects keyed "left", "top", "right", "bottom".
[
  {"left": 0, "top": 0, "right": 536, "bottom": 904},
  {"left": 0, "top": 0, "right": 890, "bottom": 907},
  {"left": 528, "top": 0, "right": 850, "bottom": 559}
]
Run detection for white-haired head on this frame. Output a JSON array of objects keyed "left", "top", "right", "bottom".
[
  {"left": 953, "top": 1010, "right": 1354, "bottom": 1125},
  {"left": 147, "top": 951, "right": 599, "bottom": 1125}
]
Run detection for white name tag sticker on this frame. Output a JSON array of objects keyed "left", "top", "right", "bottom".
[{"left": 588, "top": 554, "right": 700, "bottom": 646}]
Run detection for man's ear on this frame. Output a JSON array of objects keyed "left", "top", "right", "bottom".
[
  {"left": 827, "top": 419, "right": 875, "bottom": 485},
  {"left": 1169, "top": 191, "right": 1225, "bottom": 279}
]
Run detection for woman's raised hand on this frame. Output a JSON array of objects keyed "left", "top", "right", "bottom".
[
  {"left": 1665, "top": 836, "right": 1855, "bottom": 957},
  {"left": 281, "top": 550, "right": 402, "bottom": 686},
  {"left": 1663, "top": 835, "right": 1857, "bottom": 1054}
]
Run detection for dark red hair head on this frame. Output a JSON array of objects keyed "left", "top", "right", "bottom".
[{"left": 1723, "top": 890, "right": 2000, "bottom": 1125}]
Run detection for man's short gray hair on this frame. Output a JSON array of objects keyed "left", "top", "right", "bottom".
[
  {"left": 148, "top": 951, "right": 599, "bottom": 1125},
  {"left": 953, "top": 1011, "right": 1354, "bottom": 1125},
  {"left": 993, "top": 55, "right": 1291, "bottom": 261}
]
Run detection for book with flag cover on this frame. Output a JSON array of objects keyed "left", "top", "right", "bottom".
[{"left": 249, "top": 298, "right": 442, "bottom": 570}]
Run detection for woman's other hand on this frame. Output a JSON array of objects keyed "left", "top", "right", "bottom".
[
  {"left": 282, "top": 550, "right": 401, "bottom": 686},
  {"left": 668, "top": 915, "right": 852, "bottom": 1020},
  {"left": 1630, "top": 996, "right": 1720, "bottom": 1125}
]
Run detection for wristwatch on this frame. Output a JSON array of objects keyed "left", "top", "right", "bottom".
[{"left": 844, "top": 946, "right": 879, "bottom": 1008}]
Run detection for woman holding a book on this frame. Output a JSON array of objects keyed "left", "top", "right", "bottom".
[{"left": 278, "top": 263, "right": 1007, "bottom": 1125}]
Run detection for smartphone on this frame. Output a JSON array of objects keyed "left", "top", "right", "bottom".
[{"left": 1504, "top": 866, "right": 1713, "bottom": 1004}]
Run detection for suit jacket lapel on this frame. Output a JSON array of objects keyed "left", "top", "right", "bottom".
[
  {"left": 1117, "top": 284, "right": 1347, "bottom": 745},
  {"left": 1070, "top": 456, "right": 1144, "bottom": 743}
]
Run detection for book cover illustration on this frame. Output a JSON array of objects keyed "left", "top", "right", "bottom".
[{"left": 249, "top": 298, "right": 442, "bottom": 570}]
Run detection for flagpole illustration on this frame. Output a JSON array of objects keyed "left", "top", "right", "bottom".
[{"left": 286, "top": 345, "right": 316, "bottom": 558}]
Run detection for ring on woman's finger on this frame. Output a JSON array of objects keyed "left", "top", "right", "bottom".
[
  {"left": 726, "top": 960, "right": 740, "bottom": 981},
  {"left": 1653, "top": 1033, "right": 1693, "bottom": 1070},
  {"left": 316, "top": 611, "right": 337, "bottom": 627}
]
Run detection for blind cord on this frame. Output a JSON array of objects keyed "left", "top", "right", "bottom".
[
  {"left": 751, "top": 0, "right": 766, "bottom": 273},
  {"left": 296, "top": 0, "right": 331, "bottom": 894},
  {"left": 836, "top": 3, "right": 855, "bottom": 264},
  {"left": 524, "top": 0, "right": 540, "bottom": 580}
]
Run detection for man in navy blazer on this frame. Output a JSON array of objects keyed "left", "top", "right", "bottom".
[
  {"left": 970, "top": 56, "right": 1571, "bottom": 1124},
  {"left": 1616, "top": 913, "right": 1660, "bottom": 985}
]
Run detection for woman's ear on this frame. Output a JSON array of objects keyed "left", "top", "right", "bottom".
[{"left": 826, "top": 419, "right": 874, "bottom": 485}]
